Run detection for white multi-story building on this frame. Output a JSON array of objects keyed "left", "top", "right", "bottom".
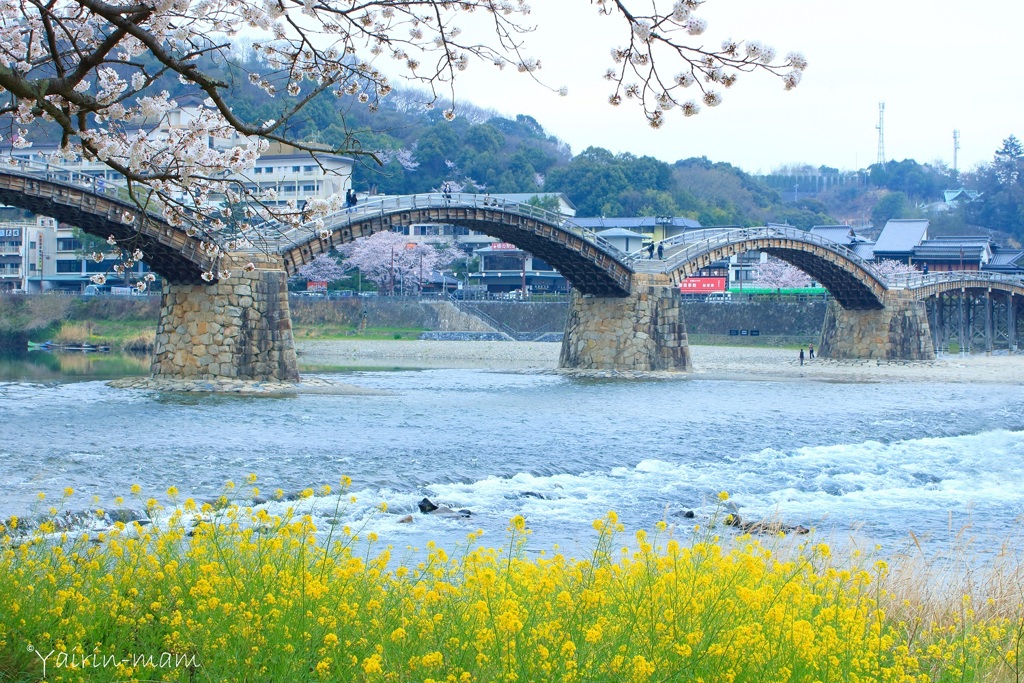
[{"left": 1, "top": 216, "right": 149, "bottom": 293}]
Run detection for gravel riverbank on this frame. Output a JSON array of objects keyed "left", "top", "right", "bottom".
[{"left": 296, "top": 340, "right": 1024, "bottom": 384}]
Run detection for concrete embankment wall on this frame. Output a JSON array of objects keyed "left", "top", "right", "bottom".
[
  {"left": 1, "top": 293, "right": 829, "bottom": 346},
  {"left": 682, "top": 301, "right": 828, "bottom": 339},
  {"left": 289, "top": 298, "right": 495, "bottom": 332},
  {"left": 448, "top": 300, "right": 827, "bottom": 341}
]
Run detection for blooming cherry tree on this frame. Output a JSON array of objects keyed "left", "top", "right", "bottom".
[
  {"left": 338, "top": 230, "right": 459, "bottom": 293},
  {"left": 873, "top": 259, "right": 920, "bottom": 279},
  {"left": 753, "top": 257, "right": 812, "bottom": 288},
  {"left": 0, "top": 0, "right": 805, "bottom": 278},
  {"left": 295, "top": 253, "right": 348, "bottom": 284}
]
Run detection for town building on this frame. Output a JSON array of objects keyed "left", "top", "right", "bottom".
[
  {"left": 572, "top": 216, "right": 701, "bottom": 244},
  {"left": 468, "top": 242, "right": 567, "bottom": 297},
  {"left": 811, "top": 219, "right": 1024, "bottom": 275}
]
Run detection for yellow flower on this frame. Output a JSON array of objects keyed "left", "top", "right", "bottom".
[
  {"left": 63, "top": 487, "right": 74, "bottom": 497},
  {"left": 718, "top": 491, "right": 729, "bottom": 501},
  {"left": 362, "top": 654, "right": 383, "bottom": 674},
  {"left": 422, "top": 651, "right": 444, "bottom": 667},
  {"left": 166, "top": 486, "right": 179, "bottom": 499},
  {"left": 36, "top": 492, "right": 45, "bottom": 501},
  {"left": 130, "top": 484, "right": 141, "bottom": 496},
  {"left": 378, "top": 501, "right": 388, "bottom": 512},
  {"left": 341, "top": 475, "right": 352, "bottom": 488},
  {"left": 510, "top": 515, "right": 527, "bottom": 531},
  {"left": 246, "top": 473, "right": 258, "bottom": 484}
]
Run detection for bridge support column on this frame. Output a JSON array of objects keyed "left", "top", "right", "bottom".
[
  {"left": 559, "top": 279, "right": 689, "bottom": 371},
  {"left": 151, "top": 253, "right": 299, "bottom": 381},
  {"left": 819, "top": 292, "right": 935, "bottom": 360},
  {"left": 1010, "top": 295, "right": 1018, "bottom": 352}
]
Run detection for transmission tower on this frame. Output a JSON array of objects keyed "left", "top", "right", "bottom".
[
  {"left": 953, "top": 129, "right": 960, "bottom": 175},
  {"left": 875, "top": 102, "right": 885, "bottom": 166}
]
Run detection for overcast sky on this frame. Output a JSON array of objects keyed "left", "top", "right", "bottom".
[{"left": 448, "top": 0, "right": 1021, "bottom": 176}]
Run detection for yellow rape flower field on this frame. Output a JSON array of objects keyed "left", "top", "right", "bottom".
[{"left": 1, "top": 483, "right": 1024, "bottom": 682}]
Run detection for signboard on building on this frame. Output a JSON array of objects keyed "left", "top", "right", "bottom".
[
  {"left": 679, "top": 277, "right": 726, "bottom": 293},
  {"left": 0, "top": 228, "right": 21, "bottom": 238},
  {"left": 307, "top": 280, "right": 328, "bottom": 293},
  {"left": 490, "top": 242, "right": 518, "bottom": 250}
]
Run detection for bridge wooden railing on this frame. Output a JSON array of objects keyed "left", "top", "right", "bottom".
[
  {"left": 633, "top": 225, "right": 885, "bottom": 280},
  {"left": 0, "top": 155, "right": 128, "bottom": 201},
  {"left": 886, "top": 270, "right": 1024, "bottom": 291},
  {"left": 260, "top": 192, "right": 630, "bottom": 261}
]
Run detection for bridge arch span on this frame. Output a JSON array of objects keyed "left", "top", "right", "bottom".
[
  {"left": 275, "top": 194, "right": 633, "bottom": 297},
  {"left": 658, "top": 227, "right": 887, "bottom": 310},
  {"left": 0, "top": 163, "right": 218, "bottom": 283},
  {"left": 896, "top": 273, "right": 1024, "bottom": 300}
]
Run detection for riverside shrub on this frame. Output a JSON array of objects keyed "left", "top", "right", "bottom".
[{"left": 0, "top": 484, "right": 1021, "bottom": 682}]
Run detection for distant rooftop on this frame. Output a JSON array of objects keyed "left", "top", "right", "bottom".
[
  {"left": 594, "top": 228, "right": 647, "bottom": 238},
  {"left": 873, "top": 219, "right": 929, "bottom": 255}
]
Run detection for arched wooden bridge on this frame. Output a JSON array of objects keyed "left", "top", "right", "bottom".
[{"left": 1, "top": 157, "right": 1019, "bottom": 378}]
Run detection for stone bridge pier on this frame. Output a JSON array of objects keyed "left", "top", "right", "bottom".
[
  {"left": 559, "top": 275, "right": 690, "bottom": 371},
  {"left": 151, "top": 253, "right": 299, "bottom": 381},
  {"left": 819, "top": 291, "right": 935, "bottom": 360}
]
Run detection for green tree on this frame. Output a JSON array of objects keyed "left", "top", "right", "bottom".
[
  {"left": 871, "top": 192, "right": 910, "bottom": 228},
  {"left": 968, "top": 135, "right": 1024, "bottom": 241}
]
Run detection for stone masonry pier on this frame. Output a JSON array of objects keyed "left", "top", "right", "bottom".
[
  {"left": 818, "top": 291, "right": 934, "bottom": 361},
  {"left": 559, "top": 275, "right": 690, "bottom": 371},
  {"left": 151, "top": 253, "right": 299, "bottom": 381}
]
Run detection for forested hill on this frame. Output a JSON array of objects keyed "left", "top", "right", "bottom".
[{"left": 13, "top": 50, "right": 1022, "bottom": 242}]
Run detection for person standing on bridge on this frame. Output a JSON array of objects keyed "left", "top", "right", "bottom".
[
  {"left": 647, "top": 242, "right": 655, "bottom": 259},
  {"left": 657, "top": 243, "right": 664, "bottom": 260}
]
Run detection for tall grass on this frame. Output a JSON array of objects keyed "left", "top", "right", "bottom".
[
  {"left": 1, "top": 485, "right": 1022, "bottom": 682},
  {"left": 51, "top": 321, "right": 95, "bottom": 345}
]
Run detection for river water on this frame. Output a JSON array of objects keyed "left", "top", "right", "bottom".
[{"left": 2, "top": 350, "right": 1024, "bottom": 560}]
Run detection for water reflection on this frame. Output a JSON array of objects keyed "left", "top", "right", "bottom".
[{"left": 0, "top": 349, "right": 150, "bottom": 382}]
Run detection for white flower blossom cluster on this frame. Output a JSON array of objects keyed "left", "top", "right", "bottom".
[{"left": 599, "top": 0, "right": 806, "bottom": 123}]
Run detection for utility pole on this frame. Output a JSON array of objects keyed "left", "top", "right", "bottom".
[
  {"left": 953, "top": 129, "right": 961, "bottom": 176},
  {"left": 875, "top": 102, "right": 886, "bottom": 166}
]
